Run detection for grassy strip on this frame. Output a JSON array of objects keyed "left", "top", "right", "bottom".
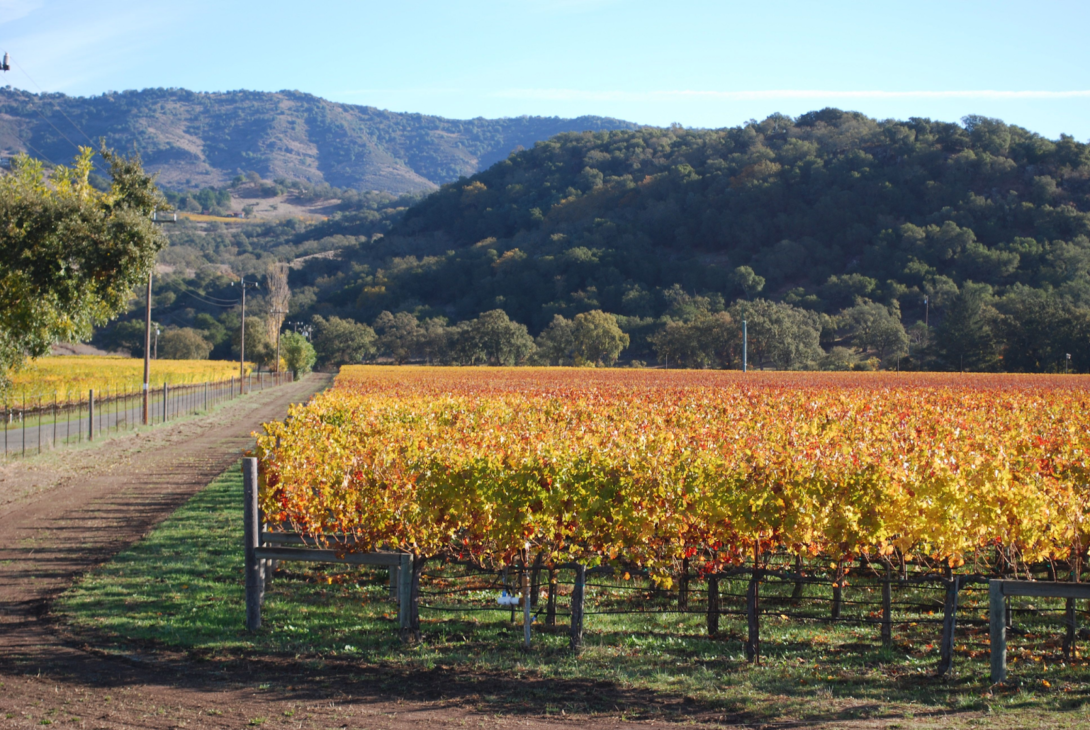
[{"left": 57, "top": 466, "right": 1090, "bottom": 726}]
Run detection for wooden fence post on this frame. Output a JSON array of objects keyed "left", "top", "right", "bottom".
[
  {"left": 522, "top": 562, "right": 532, "bottom": 650},
  {"left": 397, "top": 553, "right": 412, "bottom": 639},
  {"left": 831, "top": 561, "right": 843, "bottom": 619},
  {"left": 570, "top": 564, "right": 586, "bottom": 652},
  {"left": 162, "top": 382, "right": 168, "bottom": 423},
  {"left": 87, "top": 389, "right": 94, "bottom": 441},
  {"left": 529, "top": 551, "right": 543, "bottom": 608},
  {"left": 545, "top": 568, "right": 557, "bottom": 627},
  {"left": 937, "top": 576, "right": 960, "bottom": 676},
  {"left": 706, "top": 573, "right": 720, "bottom": 636},
  {"left": 881, "top": 563, "right": 893, "bottom": 646},
  {"left": 1063, "top": 563, "right": 1080, "bottom": 660},
  {"left": 990, "top": 579, "right": 1007, "bottom": 683},
  {"left": 791, "top": 554, "right": 804, "bottom": 599},
  {"left": 388, "top": 565, "right": 399, "bottom": 601},
  {"left": 745, "top": 569, "right": 761, "bottom": 663},
  {"left": 243, "top": 457, "right": 263, "bottom": 631},
  {"left": 678, "top": 557, "right": 689, "bottom": 611}
]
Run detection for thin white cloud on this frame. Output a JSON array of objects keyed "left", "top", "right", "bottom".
[
  {"left": 494, "top": 88, "right": 1090, "bottom": 102},
  {"left": 3, "top": 8, "right": 162, "bottom": 92},
  {"left": 0, "top": 0, "right": 44, "bottom": 25}
]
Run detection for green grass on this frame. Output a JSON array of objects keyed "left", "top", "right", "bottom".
[{"left": 56, "top": 466, "right": 1090, "bottom": 727}]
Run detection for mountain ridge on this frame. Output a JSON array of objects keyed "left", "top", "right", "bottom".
[{"left": 0, "top": 87, "right": 639, "bottom": 193}]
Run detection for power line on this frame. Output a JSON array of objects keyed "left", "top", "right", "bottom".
[
  {"left": 16, "top": 139, "right": 59, "bottom": 167},
  {"left": 13, "top": 59, "right": 97, "bottom": 147},
  {"left": 181, "top": 290, "right": 240, "bottom": 308},
  {"left": 11, "top": 59, "right": 107, "bottom": 176},
  {"left": 177, "top": 283, "right": 243, "bottom": 304}
]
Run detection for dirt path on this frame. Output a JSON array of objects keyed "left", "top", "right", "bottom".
[{"left": 0, "top": 374, "right": 695, "bottom": 730}]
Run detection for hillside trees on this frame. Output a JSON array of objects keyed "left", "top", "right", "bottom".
[
  {"left": 0, "top": 147, "right": 168, "bottom": 388},
  {"left": 159, "top": 328, "right": 213, "bottom": 359},
  {"left": 312, "top": 315, "right": 377, "bottom": 368},
  {"left": 729, "top": 300, "right": 823, "bottom": 369},
  {"left": 535, "top": 310, "right": 629, "bottom": 366},
  {"left": 282, "top": 331, "right": 317, "bottom": 378}
]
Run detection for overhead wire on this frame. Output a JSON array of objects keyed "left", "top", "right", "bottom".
[
  {"left": 179, "top": 290, "right": 240, "bottom": 309},
  {"left": 10, "top": 59, "right": 107, "bottom": 175},
  {"left": 12, "top": 60, "right": 98, "bottom": 146}
]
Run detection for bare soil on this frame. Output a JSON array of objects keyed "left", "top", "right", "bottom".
[{"left": 0, "top": 374, "right": 999, "bottom": 730}]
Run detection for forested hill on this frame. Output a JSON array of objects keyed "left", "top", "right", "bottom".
[
  {"left": 369, "top": 109, "right": 1089, "bottom": 328},
  {"left": 0, "top": 87, "right": 638, "bottom": 193}
]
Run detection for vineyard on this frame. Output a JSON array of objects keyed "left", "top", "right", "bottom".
[
  {"left": 7, "top": 356, "right": 250, "bottom": 405},
  {"left": 255, "top": 366, "right": 1090, "bottom": 670}
]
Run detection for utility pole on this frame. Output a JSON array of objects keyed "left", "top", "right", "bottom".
[
  {"left": 144, "top": 210, "right": 177, "bottom": 425},
  {"left": 742, "top": 320, "right": 748, "bottom": 373},
  {"left": 234, "top": 276, "right": 260, "bottom": 394},
  {"left": 142, "top": 274, "right": 152, "bottom": 425}
]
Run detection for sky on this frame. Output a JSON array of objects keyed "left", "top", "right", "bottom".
[{"left": 2, "top": 0, "right": 1089, "bottom": 139}]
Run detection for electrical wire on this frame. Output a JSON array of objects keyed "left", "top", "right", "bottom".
[
  {"left": 180, "top": 290, "right": 240, "bottom": 308},
  {"left": 11, "top": 59, "right": 107, "bottom": 176},
  {"left": 13, "top": 60, "right": 98, "bottom": 146},
  {"left": 15, "top": 139, "right": 59, "bottom": 167}
]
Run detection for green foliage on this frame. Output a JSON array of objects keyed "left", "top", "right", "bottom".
[
  {"left": 158, "top": 327, "right": 213, "bottom": 360},
  {"left": 840, "top": 301, "right": 909, "bottom": 364},
  {"left": 934, "top": 283, "right": 1000, "bottom": 371},
  {"left": 452, "top": 310, "right": 535, "bottom": 366},
  {"left": 81, "top": 107, "right": 1090, "bottom": 372},
  {"left": 534, "top": 310, "right": 629, "bottom": 366},
  {"left": 0, "top": 146, "right": 167, "bottom": 388},
  {"left": 650, "top": 312, "right": 737, "bottom": 369},
  {"left": 102, "top": 319, "right": 151, "bottom": 357},
  {"left": 312, "top": 315, "right": 377, "bottom": 368},
  {"left": 281, "top": 331, "right": 316, "bottom": 378},
  {"left": 232, "top": 316, "right": 274, "bottom": 369},
  {"left": 730, "top": 299, "right": 823, "bottom": 370}
]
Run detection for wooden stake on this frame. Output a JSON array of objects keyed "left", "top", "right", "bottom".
[
  {"left": 745, "top": 568, "right": 760, "bottom": 664},
  {"left": 570, "top": 564, "right": 586, "bottom": 652},
  {"left": 243, "top": 457, "right": 263, "bottom": 631},
  {"left": 937, "top": 575, "right": 960, "bottom": 676},
  {"left": 881, "top": 562, "right": 893, "bottom": 646},
  {"left": 545, "top": 568, "right": 557, "bottom": 627},
  {"left": 706, "top": 573, "right": 720, "bottom": 636},
  {"left": 990, "top": 579, "right": 1007, "bottom": 683},
  {"left": 679, "top": 557, "right": 689, "bottom": 611}
]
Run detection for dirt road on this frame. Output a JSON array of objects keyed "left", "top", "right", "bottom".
[{"left": 0, "top": 374, "right": 691, "bottom": 730}]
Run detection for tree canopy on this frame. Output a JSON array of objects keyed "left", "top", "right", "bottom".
[{"left": 0, "top": 146, "right": 167, "bottom": 387}]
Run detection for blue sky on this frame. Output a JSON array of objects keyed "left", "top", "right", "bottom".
[{"left": 2, "top": 0, "right": 1089, "bottom": 139}]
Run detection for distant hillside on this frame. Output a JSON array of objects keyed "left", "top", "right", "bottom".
[
  {"left": 377, "top": 110, "right": 1090, "bottom": 326},
  {"left": 92, "top": 109, "right": 1090, "bottom": 372},
  {"left": 0, "top": 87, "right": 639, "bottom": 193}
]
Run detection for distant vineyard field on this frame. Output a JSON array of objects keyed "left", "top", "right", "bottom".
[{"left": 7, "top": 356, "right": 250, "bottom": 404}]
